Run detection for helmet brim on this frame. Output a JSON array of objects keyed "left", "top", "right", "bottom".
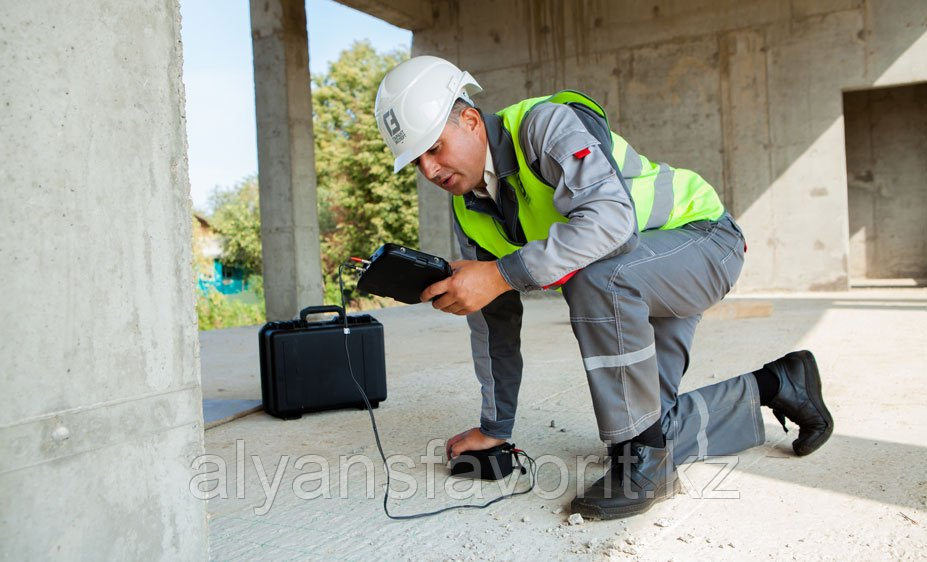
[{"left": 392, "top": 122, "right": 443, "bottom": 173}]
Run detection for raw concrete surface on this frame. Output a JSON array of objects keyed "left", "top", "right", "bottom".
[
  {"left": 201, "top": 290, "right": 926, "bottom": 561},
  {"left": 1, "top": 0, "right": 207, "bottom": 559},
  {"left": 204, "top": 399, "right": 263, "bottom": 428}
]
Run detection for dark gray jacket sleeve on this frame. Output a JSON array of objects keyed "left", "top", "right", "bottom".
[
  {"left": 497, "top": 103, "right": 637, "bottom": 292},
  {"left": 453, "top": 218, "right": 524, "bottom": 439}
]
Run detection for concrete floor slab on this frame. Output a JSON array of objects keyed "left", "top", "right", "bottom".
[
  {"left": 200, "top": 290, "right": 927, "bottom": 561},
  {"left": 204, "top": 399, "right": 263, "bottom": 428}
]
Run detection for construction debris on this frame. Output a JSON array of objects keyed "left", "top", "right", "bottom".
[{"left": 568, "top": 513, "right": 585, "bottom": 526}]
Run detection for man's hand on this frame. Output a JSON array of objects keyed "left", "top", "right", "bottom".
[
  {"left": 421, "top": 260, "right": 512, "bottom": 315},
  {"left": 445, "top": 427, "right": 506, "bottom": 460}
]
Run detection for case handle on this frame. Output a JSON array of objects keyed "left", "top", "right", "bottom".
[{"left": 299, "top": 305, "right": 345, "bottom": 322}]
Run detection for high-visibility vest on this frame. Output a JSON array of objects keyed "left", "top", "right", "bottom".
[{"left": 452, "top": 90, "right": 725, "bottom": 259}]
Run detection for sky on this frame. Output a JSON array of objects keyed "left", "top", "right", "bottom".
[{"left": 179, "top": 0, "right": 411, "bottom": 212}]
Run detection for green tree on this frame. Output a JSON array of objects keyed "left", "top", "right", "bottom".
[
  {"left": 196, "top": 42, "right": 415, "bottom": 316},
  {"left": 193, "top": 178, "right": 265, "bottom": 331},
  {"left": 313, "top": 41, "right": 418, "bottom": 299},
  {"left": 209, "top": 176, "right": 262, "bottom": 275}
]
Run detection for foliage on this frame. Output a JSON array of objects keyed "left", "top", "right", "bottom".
[
  {"left": 312, "top": 41, "right": 418, "bottom": 302},
  {"left": 246, "top": 273, "right": 264, "bottom": 300},
  {"left": 193, "top": 41, "right": 416, "bottom": 328},
  {"left": 194, "top": 180, "right": 264, "bottom": 330},
  {"left": 209, "top": 176, "right": 263, "bottom": 275},
  {"left": 195, "top": 288, "right": 266, "bottom": 331}
]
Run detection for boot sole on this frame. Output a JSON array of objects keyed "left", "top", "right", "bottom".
[
  {"left": 571, "top": 478, "right": 681, "bottom": 520},
  {"left": 792, "top": 350, "right": 834, "bottom": 456}
]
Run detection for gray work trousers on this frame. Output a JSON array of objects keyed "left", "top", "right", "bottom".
[{"left": 561, "top": 215, "right": 766, "bottom": 464}]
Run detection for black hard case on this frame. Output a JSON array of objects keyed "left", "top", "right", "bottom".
[{"left": 258, "top": 305, "right": 387, "bottom": 420}]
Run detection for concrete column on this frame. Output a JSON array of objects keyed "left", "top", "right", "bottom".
[
  {"left": 416, "top": 172, "right": 458, "bottom": 259},
  {"left": 251, "top": 0, "right": 324, "bottom": 319},
  {"left": 0, "top": 1, "right": 206, "bottom": 559},
  {"left": 411, "top": 43, "right": 457, "bottom": 260}
]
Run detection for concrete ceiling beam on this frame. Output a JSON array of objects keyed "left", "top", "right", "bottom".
[{"left": 334, "top": 0, "right": 434, "bottom": 31}]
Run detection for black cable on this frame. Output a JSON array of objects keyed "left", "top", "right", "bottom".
[{"left": 337, "top": 261, "right": 537, "bottom": 520}]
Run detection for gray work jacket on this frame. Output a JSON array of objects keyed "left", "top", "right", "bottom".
[{"left": 454, "top": 102, "right": 638, "bottom": 439}]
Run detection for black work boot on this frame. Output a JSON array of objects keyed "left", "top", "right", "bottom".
[
  {"left": 570, "top": 441, "right": 676, "bottom": 520},
  {"left": 765, "top": 350, "right": 834, "bottom": 456}
]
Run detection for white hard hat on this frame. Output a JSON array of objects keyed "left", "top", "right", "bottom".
[{"left": 375, "top": 55, "right": 482, "bottom": 173}]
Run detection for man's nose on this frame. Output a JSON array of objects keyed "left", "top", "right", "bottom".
[{"left": 418, "top": 155, "right": 439, "bottom": 180}]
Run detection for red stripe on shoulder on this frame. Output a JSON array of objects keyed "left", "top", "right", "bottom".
[{"left": 573, "top": 147, "right": 591, "bottom": 159}]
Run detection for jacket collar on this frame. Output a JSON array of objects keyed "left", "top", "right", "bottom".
[
  {"left": 481, "top": 110, "right": 519, "bottom": 178},
  {"left": 461, "top": 110, "right": 518, "bottom": 214}
]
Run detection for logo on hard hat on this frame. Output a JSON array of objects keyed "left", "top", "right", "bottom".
[{"left": 383, "top": 108, "right": 406, "bottom": 144}]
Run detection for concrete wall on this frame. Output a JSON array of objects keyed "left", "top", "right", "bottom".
[
  {"left": 845, "top": 82, "right": 927, "bottom": 280},
  {"left": 396, "top": 0, "right": 927, "bottom": 290},
  {"left": 0, "top": 1, "right": 207, "bottom": 559}
]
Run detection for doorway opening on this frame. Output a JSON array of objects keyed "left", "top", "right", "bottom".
[{"left": 843, "top": 82, "right": 927, "bottom": 286}]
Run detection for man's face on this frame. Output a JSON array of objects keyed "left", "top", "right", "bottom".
[{"left": 415, "top": 107, "right": 486, "bottom": 196}]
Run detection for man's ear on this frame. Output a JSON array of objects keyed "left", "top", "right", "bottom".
[{"left": 460, "top": 106, "right": 482, "bottom": 132}]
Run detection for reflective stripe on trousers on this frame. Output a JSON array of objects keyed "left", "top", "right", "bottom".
[{"left": 561, "top": 214, "right": 764, "bottom": 454}]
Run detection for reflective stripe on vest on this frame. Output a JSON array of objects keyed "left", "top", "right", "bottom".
[{"left": 454, "top": 91, "right": 725, "bottom": 259}]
